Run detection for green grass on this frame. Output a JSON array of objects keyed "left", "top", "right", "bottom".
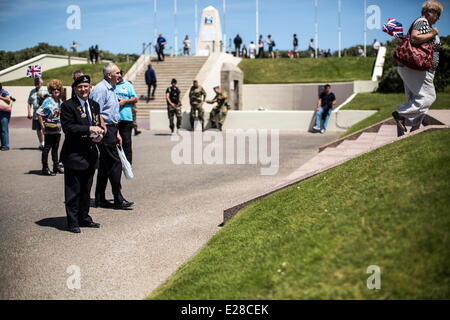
[
  {"left": 2, "top": 62, "right": 134, "bottom": 87},
  {"left": 340, "top": 92, "right": 450, "bottom": 137},
  {"left": 149, "top": 129, "right": 450, "bottom": 300},
  {"left": 239, "top": 57, "right": 376, "bottom": 84}
]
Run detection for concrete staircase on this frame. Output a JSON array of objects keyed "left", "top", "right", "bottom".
[
  {"left": 132, "top": 56, "right": 208, "bottom": 118},
  {"left": 275, "top": 125, "right": 399, "bottom": 185},
  {"left": 222, "top": 110, "right": 450, "bottom": 224}
]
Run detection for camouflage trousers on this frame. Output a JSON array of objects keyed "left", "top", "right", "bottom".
[
  {"left": 209, "top": 106, "right": 228, "bottom": 129},
  {"left": 190, "top": 103, "right": 205, "bottom": 129},
  {"left": 167, "top": 105, "right": 182, "bottom": 132}
]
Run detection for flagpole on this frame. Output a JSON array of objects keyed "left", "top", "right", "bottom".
[
  {"left": 338, "top": 0, "right": 342, "bottom": 58},
  {"left": 195, "top": 0, "right": 198, "bottom": 56},
  {"left": 174, "top": 0, "right": 178, "bottom": 56},
  {"left": 256, "top": 0, "right": 261, "bottom": 46},
  {"left": 223, "top": 0, "right": 227, "bottom": 53},
  {"left": 364, "top": 0, "right": 367, "bottom": 57},
  {"left": 154, "top": 0, "right": 157, "bottom": 55},
  {"left": 315, "top": 0, "right": 318, "bottom": 58}
]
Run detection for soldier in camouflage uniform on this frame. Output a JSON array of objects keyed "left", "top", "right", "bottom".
[
  {"left": 166, "top": 78, "right": 182, "bottom": 134},
  {"left": 189, "top": 80, "right": 207, "bottom": 131},
  {"left": 207, "top": 86, "right": 229, "bottom": 131}
]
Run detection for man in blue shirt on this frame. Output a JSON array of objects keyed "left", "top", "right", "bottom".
[
  {"left": 90, "top": 63, "right": 134, "bottom": 210},
  {"left": 145, "top": 64, "right": 157, "bottom": 103},
  {"left": 156, "top": 34, "right": 167, "bottom": 61},
  {"left": 115, "top": 70, "right": 137, "bottom": 164}
]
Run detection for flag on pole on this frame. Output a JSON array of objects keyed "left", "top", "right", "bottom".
[
  {"left": 383, "top": 18, "right": 404, "bottom": 38},
  {"left": 26, "top": 65, "right": 42, "bottom": 78}
]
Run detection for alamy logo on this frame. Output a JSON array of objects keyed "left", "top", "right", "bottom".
[
  {"left": 366, "top": 265, "right": 381, "bottom": 290},
  {"left": 366, "top": 5, "right": 381, "bottom": 30},
  {"left": 66, "top": 265, "right": 81, "bottom": 290},
  {"left": 66, "top": 5, "right": 81, "bottom": 30},
  {"left": 171, "top": 129, "right": 279, "bottom": 176}
]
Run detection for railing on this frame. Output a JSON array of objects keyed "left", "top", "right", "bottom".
[{"left": 124, "top": 54, "right": 150, "bottom": 83}]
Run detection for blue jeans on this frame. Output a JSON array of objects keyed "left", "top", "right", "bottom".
[
  {"left": 314, "top": 106, "right": 332, "bottom": 131},
  {"left": 0, "top": 111, "right": 10, "bottom": 148}
]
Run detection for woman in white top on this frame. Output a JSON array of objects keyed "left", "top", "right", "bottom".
[{"left": 183, "top": 35, "right": 191, "bottom": 56}]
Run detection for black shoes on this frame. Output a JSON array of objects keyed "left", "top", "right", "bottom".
[
  {"left": 53, "top": 164, "right": 64, "bottom": 174},
  {"left": 95, "top": 199, "right": 134, "bottom": 209},
  {"left": 68, "top": 227, "right": 81, "bottom": 233},
  {"left": 68, "top": 222, "right": 100, "bottom": 233},
  {"left": 94, "top": 199, "right": 114, "bottom": 208},
  {"left": 134, "top": 130, "right": 142, "bottom": 136},
  {"left": 80, "top": 222, "right": 101, "bottom": 228},
  {"left": 1, "top": 147, "right": 10, "bottom": 151},
  {"left": 392, "top": 111, "right": 407, "bottom": 133},
  {"left": 42, "top": 168, "right": 56, "bottom": 176},
  {"left": 113, "top": 200, "right": 134, "bottom": 209}
]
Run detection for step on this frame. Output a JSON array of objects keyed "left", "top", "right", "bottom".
[
  {"left": 319, "top": 147, "right": 365, "bottom": 157},
  {"left": 355, "top": 132, "right": 377, "bottom": 142},
  {"left": 427, "top": 110, "right": 450, "bottom": 126},
  {"left": 336, "top": 140, "right": 373, "bottom": 149},
  {"left": 372, "top": 136, "right": 396, "bottom": 147},
  {"left": 376, "top": 125, "right": 397, "bottom": 136}
]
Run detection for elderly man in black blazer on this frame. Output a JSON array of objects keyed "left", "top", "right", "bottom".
[{"left": 60, "top": 75, "right": 105, "bottom": 233}]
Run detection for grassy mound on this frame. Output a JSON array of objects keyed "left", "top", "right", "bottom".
[
  {"left": 149, "top": 129, "right": 450, "bottom": 300},
  {"left": 239, "top": 57, "right": 375, "bottom": 84},
  {"left": 2, "top": 62, "right": 133, "bottom": 87},
  {"left": 340, "top": 92, "right": 450, "bottom": 137}
]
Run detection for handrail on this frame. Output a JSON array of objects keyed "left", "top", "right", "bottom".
[{"left": 124, "top": 54, "right": 150, "bottom": 83}]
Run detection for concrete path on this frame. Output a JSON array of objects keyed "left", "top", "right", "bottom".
[{"left": 0, "top": 127, "right": 338, "bottom": 299}]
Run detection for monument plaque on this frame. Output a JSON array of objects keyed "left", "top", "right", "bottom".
[{"left": 197, "top": 6, "right": 222, "bottom": 56}]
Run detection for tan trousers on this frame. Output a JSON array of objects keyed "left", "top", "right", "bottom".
[{"left": 396, "top": 65, "right": 436, "bottom": 126}]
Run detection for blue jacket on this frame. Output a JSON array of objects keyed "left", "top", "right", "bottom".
[{"left": 145, "top": 69, "right": 157, "bottom": 84}]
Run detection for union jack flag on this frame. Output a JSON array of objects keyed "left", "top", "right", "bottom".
[
  {"left": 26, "top": 65, "right": 42, "bottom": 78},
  {"left": 383, "top": 18, "right": 404, "bottom": 39}
]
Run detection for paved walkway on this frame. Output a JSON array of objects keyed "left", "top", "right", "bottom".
[{"left": 0, "top": 127, "right": 338, "bottom": 299}]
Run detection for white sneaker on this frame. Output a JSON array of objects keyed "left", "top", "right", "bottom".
[
  {"left": 313, "top": 126, "right": 320, "bottom": 132},
  {"left": 320, "top": 129, "right": 325, "bottom": 134}
]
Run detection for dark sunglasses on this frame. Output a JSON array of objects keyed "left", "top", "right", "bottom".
[{"left": 429, "top": 9, "right": 441, "bottom": 18}]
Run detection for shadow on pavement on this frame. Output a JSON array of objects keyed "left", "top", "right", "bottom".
[
  {"left": 154, "top": 133, "right": 172, "bottom": 136},
  {"left": 25, "top": 170, "right": 44, "bottom": 175},
  {"left": 14, "top": 147, "right": 40, "bottom": 151},
  {"left": 35, "top": 217, "right": 68, "bottom": 231}
]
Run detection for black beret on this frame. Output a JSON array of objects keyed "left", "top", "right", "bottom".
[{"left": 72, "top": 75, "right": 91, "bottom": 87}]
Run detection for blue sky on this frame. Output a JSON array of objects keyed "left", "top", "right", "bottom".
[{"left": 1, "top": 0, "right": 449, "bottom": 54}]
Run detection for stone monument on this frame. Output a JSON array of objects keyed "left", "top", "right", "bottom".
[{"left": 197, "top": 6, "right": 222, "bottom": 56}]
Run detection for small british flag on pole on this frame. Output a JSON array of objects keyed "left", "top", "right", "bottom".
[
  {"left": 383, "top": 18, "right": 404, "bottom": 39},
  {"left": 26, "top": 65, "right": 42, "bottom": 78}
]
